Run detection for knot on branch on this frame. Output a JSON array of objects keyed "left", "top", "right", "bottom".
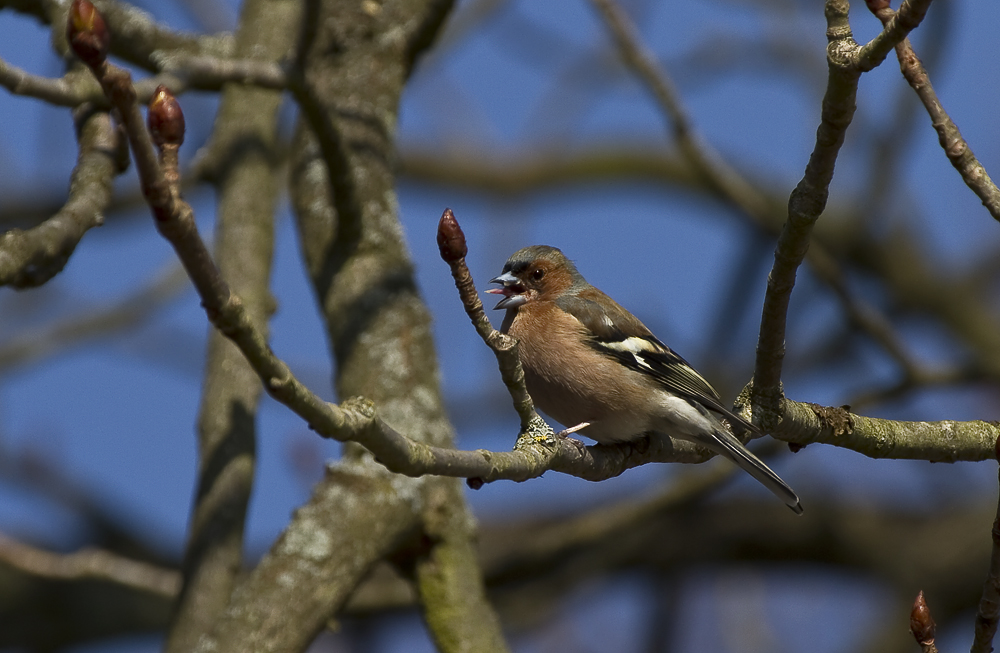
[
  {"left": 807, "top": 403, "right": 854, "bottom": 437},
  {"left": 342, "top": 396, "right": 377, "bottom": 420},
  {"left": 486, "top": 331, "right": 516, "bottom": 353},
  {"left": 514, "top": 415, "right": 556, "bottom": 450}
]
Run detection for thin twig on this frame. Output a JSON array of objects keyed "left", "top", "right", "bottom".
[
  {"left": 88, "top": 0, "right": 234, "bottom": 71},
  {"left": 866, "top": 0, "right": 1000, "bottom": 221},
  {"left": 589, "top": 0, "right": 774, "bottom": 222},
  {"left": 148, "top": 52, "right": 286, "bottom": 92},
  {"left": 0, "top": 58, "right": 99, "bottom": 106},
  {"left": 855, "top": 0, "right": 935, "bottom": 72},
  {"left": 0, "top": 105, "right": 125, "bottom": 288},
  {"left": 0, "top": 532, "right": 180, "bottom": 598},
  {"left": 0, "top": 262, "right": 188, "bottom": 372},
  {"left": 437, "top": 208, "right": 539, "bottom": 433},
  {"left": 972, "top": 442, "right": 1000, "bottom": 653},
  {"left": 0, "top": 54, "right": 284, "bottom": 109},
  {"left": 753, "top": 0, "right": 932, "bottom": 412}
]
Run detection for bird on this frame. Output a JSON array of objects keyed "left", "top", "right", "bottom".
[{"left": 486, "top": 245, "right": 802, "bottom": 514}]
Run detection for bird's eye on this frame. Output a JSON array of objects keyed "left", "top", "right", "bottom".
[{"left": 531, "top": 268, "right": 545, "bottom": 281}]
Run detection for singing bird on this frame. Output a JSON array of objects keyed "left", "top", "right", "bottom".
[{"left": 487, "top": 245, "right": 802, "bottom": 514}]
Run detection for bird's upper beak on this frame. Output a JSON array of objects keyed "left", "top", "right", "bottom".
[{"left": 486, "top": 271, "right": 527, "bottom": 310}]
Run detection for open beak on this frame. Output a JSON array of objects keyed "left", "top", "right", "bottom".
[{"left": 486, "top": 271, "right": 527, "bottom": 310}]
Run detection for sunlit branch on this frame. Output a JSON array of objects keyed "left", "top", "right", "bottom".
[
  {"left": 754, "top": 0, "right": 932, "bottom": 410},
  {"left": 867, "top": 0, "right": 1000, "bottom": 222}
]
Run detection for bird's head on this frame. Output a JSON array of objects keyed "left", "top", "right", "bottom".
[{"left": 486, "top": 245, "right": 585, "bottom": 309}]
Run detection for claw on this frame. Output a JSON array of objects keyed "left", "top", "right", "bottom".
[{"left": 556, "top": 422, "right": 590, "bottom": 453}]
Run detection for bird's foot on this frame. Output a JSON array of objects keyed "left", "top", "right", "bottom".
[{"left": 556, "top": 422, "right": 590, "bottom": 453}]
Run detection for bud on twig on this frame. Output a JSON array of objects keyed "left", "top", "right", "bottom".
[
  {"left": 67, "top": 0, "right": 109, "bottom": 68},
  {"left": 148, "top": 85, "right": 185, "bottom": 147},
  {"left": 910, "top": 591, "right": 936, "bottom": 646},
  {"left": 437, "top": 208, "right": 467, "bottom": 263}
]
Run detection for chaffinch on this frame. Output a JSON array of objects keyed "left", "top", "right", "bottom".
[{"left": 487, "top": 245, "right": 802, "bottom": 514}]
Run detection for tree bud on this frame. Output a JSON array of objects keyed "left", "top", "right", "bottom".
[
  {"left": 67, "top": 0, "right": 109, "bottom": 68},
  {"left": 437, "top": 208, "right": 467, "bottom": 263},
  {"left": 910, "top": 591, "right": 936, "bottom": 646},
  {"left": 148, "top": 85, "right": 185, "bottom": 147}
]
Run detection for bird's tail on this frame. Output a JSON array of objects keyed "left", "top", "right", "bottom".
[{"left": 709, "top": 427, "right": 803, "bottom": 515}]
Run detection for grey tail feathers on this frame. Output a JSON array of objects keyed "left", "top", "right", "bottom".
[{"left": 711, "top": 428, "right": 803, "bottom": 515}]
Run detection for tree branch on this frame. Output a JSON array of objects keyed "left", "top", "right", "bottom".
[
  {"left": 197, "top": 458, "right": 422, "bottom": 652},
  {"left": 0, "top": 532, "right": 179, "bottom": 598},
  {"left": 855, "top": 0, "right": 934, "bottom": 71},
  {"left": 589, "top": 0, "right": 775, "bottom": 225},
  {"left": 0, "top": 105, "right": 124, "bottom": 288},
  {"left": 753, "top": 0, "right": 931, "bottom": 409},
  {"left": 972, "top": 451, "right": 1000, "bottom": 653},
  {"left": 0, "top": 54, "right": 286, "bottom": 110},
  {"left": 771, "top": 396, "right": 998, "bottom": 462},
  {"left": 866, "top": 0, "right": 1000, "bottom": 221},
  {"left": 0, "top": 262, "right": 187, "bottom": 372},
  {"left": 164, "top": 0, "right": 299, "bottom": 649}
]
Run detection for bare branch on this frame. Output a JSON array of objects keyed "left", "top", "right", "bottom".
[
  {"left": 867, "top": 0, "right": 1000, "bottom": 221},
  {"left": 197, "top": 458, "right": 423, "bottom": 653},
  {"left": 0, "top": 532, "right": 180, "bottom": 598},
  {"left": 972, "top": 452, "right": 1000, "bottom": 653},
  {"left": 0, "top": 106, "right": 124, "bottom": 288},
  {"left": 855, "top": 0, "right": 934, "bottom": 71},
  {"left": 164, "top": 0, "right": 298, "bottom": 647},
  {"left": 87, "top": 0, "right": 233, "bottom": 69},
  {"left": 0, "top": 0, "right": 232, "bottom": 69},
  {"left": 400, "top": 146, "right": 704, "bottom": 202},
  {"left": 753, "top": 0, "right": 937, "bottom": 408},
  {"left": 0, "top": 59, "right": 101, "bottom": 106},
  {"left": 437, "top": 208, "right": 539, "bottom": 434},
  {"left": 753, "top": 0, "right": 861, "bottom": 408},
  {"left": 589, "top": 0, "right": 774, "bottom": 223},
  {"left": 771, "top": 396, "right": 998, "bottom": 463},
  {"left": 0, "top": 262, "right": 187, "bottom": 372},
  {"left": 153, "top": 53, "right": 287, "bottom": 91}
]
